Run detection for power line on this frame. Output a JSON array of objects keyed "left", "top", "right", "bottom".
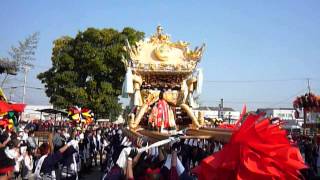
[
  {"left": 26, "top": 86, "right": 44, "bottom": 90},
  {"left": 10, "top": 78, "right": 24, "bottom": 83},
  {"left": 201, "top": 89, "right": 307, "bottom": 107},
  {"left": 261, "top": 89, "right": 307, "bottom": 107},
  {"left": 204, "top": 78, "right": 308, "bottom": 83},
  {"left": 2, "top": 86, "right": 44, "bottom": 90},
  {"left": 33, "top": 65, "right": 51, "bottom": 70},
  {"left": 202, "top": 100, "right": 274, "bottom": 104}
]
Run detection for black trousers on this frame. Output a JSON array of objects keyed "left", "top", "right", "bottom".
[{"left": 61, "top": 175, "right": 77, "bottom": 180}]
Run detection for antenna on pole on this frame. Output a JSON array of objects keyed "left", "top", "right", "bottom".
[{"left": 307, "top": 78, "right": 311, "bottom": 94}]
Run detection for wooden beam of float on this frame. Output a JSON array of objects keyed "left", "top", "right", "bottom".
[
  {"left": 187, "top": 128, "right": 233, "bottom": 143},
  {"left": 123, "top": 127, "right": 233, "bottom": 144}
]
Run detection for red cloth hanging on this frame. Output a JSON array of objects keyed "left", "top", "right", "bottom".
[
  {"left": 0, "top": 101, "right": 9, "bottom": 113},
  {"left": 0, "top": 101, "right": 25, "bottom": 113},
  {"left": 192, "top": 114, "right": 307, "bottom": 180},
  {"left": 156, "top": 100, "right": 169, "bottom": 128},
  {"left": 8, "top": 103, "right": 26, "bottom": 112}
]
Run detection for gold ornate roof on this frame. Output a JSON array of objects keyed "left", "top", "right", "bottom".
[{"left": 123, "top": 26, "right": 205, "bottom": 74}]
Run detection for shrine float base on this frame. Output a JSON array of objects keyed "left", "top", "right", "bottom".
[{"left": 123, "top": 127, "right": 233, "bottom": 144}]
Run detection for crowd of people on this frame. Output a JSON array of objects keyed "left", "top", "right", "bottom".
[
  {"left": 0, "top": 122, "right": 227, "bottom": 180},
  {"left": 289, "top": 134, "right": 320, "bottom": 178},
  {"left": 1, "top": 119, "right": 320, "bottom": 180}
]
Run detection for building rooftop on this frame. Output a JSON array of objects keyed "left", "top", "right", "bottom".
[
  {"left": 257, "top": 108, "right": 295, "bottom": 112},
  {"left": 194, "top": 106, "right": 235, "bottom": 111}
]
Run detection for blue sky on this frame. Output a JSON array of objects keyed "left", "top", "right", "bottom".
[{"left": 0, "top": 0, "right": 319, "bottom": 110}]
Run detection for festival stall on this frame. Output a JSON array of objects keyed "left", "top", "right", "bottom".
[
  {"left": 0, "top": 62, "right": 20, "bottom": 130},
  {"left": 0, "top": 88, "right": 26, "bottom": 131}
]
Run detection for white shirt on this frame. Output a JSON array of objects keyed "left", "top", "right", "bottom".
[{"left": 24, "top": 154, "right": 33, "bottom": 171}]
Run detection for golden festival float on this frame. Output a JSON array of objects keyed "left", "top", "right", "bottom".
[{"left": 121, "top": 26, "right": 233, "bottom": 143}]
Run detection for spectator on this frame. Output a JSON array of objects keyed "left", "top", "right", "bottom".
[
  {"left": 34, "top": 141, "right": 77, "bottom": 179},
  {"left": 27, "top": 131, "right": 37, "bottom": 150},
  {"left": 53, "top": 129, "right": 64, "bottom": 152},
  {"left": 21, "top": 147, "right": 33, "bottom": 180}
]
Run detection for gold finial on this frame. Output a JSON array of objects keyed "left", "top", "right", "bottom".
[
  {"left": 150, "top": 26, "right": 170, "bottom": 43},
  {"left": 156, "top": 25, "right": 163, "bottom": 35}
]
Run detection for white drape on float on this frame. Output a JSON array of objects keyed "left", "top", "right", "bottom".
[
  {"left": 194, "top": 68, "right": 203, "bottom": 96},
  {"left": 121, "top": 67, "right": 134, "bottom": 98}
]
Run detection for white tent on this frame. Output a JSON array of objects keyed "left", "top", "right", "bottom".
[
  {"left": 96, "top": 119, "right": 110, "bottom": 122},
  {"left": 113, "top": 115, "right": 125, "bottom": 124}
]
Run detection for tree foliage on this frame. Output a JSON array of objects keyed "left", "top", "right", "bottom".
[
  {"left": 0, "top": 32, "right": 39, "bottom": 87},
  {"left": 9, "top": 32, "right": 39, "bottom": 69},
  {"left": 38, "top": 27, "right": 144, "bottom": 119}
]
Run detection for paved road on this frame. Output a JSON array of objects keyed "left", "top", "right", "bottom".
[{"left": 79, "top": 166, "right": 103, "bottom": 180}]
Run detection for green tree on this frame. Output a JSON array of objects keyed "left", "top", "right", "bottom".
[{"left": 38, "top": 27, "right": 144, "bottom": 119}]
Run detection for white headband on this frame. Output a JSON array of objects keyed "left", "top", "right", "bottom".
[{"left": 189, "top": 139, "right": 194, "bottom": 146}]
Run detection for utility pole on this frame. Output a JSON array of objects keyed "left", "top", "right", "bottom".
[
  {"left": 307, "top": 78, "right": 311, "bottom": 94},
  {"left": 220, "top": 98, "right": 224, "bottom": 119},
  {"left": 22, "top": 65, "right": 30, "bottom": 103},
  {"left": 303, "top": 78, "right": 311, "bottom": 135}
]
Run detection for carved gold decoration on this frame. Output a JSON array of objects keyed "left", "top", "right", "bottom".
[
  {"left": 149, "top": 26, "right": 170, "bottom": 44},
  {"left": 198, "top": 111, "right": 205, "bottom": 126},
  {"left": 163, "top": 91, "right": 179, "bottom": 105},
  {"left": 122, "top": 26, "right": 205, "bottom": 73},
  {"left": 171, "top": 40, "right": 189, "bottom": 49},
  {"left": 140, "top": 90, "right": 180, "bottom": 106},
  {"left": 153, "top": 44, "right": 171, "bottom": 61},
  {"left": 184, "top": 44, "right": 205, "bottom": 61},
  {"left": 141, "top": 90, "right": 159, "bottom": 105}
]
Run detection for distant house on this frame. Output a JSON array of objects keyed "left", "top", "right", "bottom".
[
  {"left": 22, "top": 105, "right": 54, "bottom": 121},
  {"left": 192, "top": 106, "right": 240, "bottom": 123},
  {"left": 307, "top": 112, "right": 320, "bottom": 123},
  {"left": 257, "top": 108, "right": 304, "bottom": 129}
]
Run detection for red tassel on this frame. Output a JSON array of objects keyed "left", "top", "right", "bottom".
[{"left": 192, "top": 114, "right": 307, "bottom": 180}]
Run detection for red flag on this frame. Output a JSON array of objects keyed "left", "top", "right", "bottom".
[
  {"left": 0, "top": 101, "right": 26, "bottom": 113},
  {"left": 235, "top": 104, "right": 246, "bottom": 126},
  {"left": 0, "top": 101, "right": 9, "bottom": 113},
  {"left": 8, "top": 103, "right": 26, "bottom": 112}
]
